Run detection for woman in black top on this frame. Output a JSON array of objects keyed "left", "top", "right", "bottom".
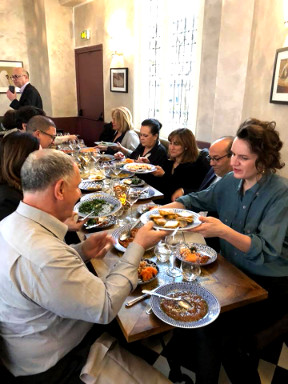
[
  {"left": 0, "top": 132, "right": 85, "bottom": 244},
  {"left": 129, "top": 119, "right": 167, "bottom": 165},
  {"left": 115, "top": 119, "right": 168, "bottom": 188},
  {"left": 0, "top": 131, "right": 40, "bottom": 220},
  {"left": 153, "top": 128, "right": 211, "bottom": 203}
]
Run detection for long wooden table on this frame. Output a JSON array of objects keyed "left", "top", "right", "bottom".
[{"left": 90, "top": 202, "right": 268, "bottom": 343}]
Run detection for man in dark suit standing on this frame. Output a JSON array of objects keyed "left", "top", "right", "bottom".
[{"left": 6, "top": 68, "right": 43, "bottom": 110}]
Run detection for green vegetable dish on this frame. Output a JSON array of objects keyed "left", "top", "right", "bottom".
[
  {"left": 131, "top": 177, "right": 143, "bottom": 185},
  {"left": 79, "top": 199, "right": 114, "bottom": 216}
]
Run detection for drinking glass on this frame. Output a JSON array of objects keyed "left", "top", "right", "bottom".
[
  {"left": 102, "top": 164, "right": 113, "bottom": 192},
  {"left": 112, "top": 162, "right": 122, "bottom": 183},
  {"left": 165, "top": 232, "right": 184, "bottom": 277},
  {"left": 180, "top": 261, "right": 201, "bottom": 281},
  {"left": 126, "top": 188, "right": 140, "bottom": 222},
  {"left": 114, "top": 207, "right": 128, "bottom": 226},
  {"left": 154, "top": 241, "right": 170, "bottom": 263}
]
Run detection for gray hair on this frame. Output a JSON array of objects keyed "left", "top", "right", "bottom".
[
  {"left": 26, "top": 115, "right": 56, "bottom": 133},
  {"left": 21, "top": 149, "right": 76, "bottom": 192}
]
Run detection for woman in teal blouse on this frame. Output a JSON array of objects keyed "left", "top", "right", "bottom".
[
  {"left": 165, "top": 118, "right": 288, "bottom": 384},
  {"left": 172, "top": 118, "right": 288, "bottom": 277}
]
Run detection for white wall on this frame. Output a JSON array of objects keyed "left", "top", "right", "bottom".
[{"left": 0, "top": 0, "right": 76, "bottom": 117}]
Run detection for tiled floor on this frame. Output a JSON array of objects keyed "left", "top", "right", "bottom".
[{"left": 129, "top": 331, "right": 288, "bottom": 383}]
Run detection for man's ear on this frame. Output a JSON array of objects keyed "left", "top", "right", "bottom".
[
  {"left": 22, "top": 123, "right": 27, "bottom": 131},
  {"left": 54, "top": 179, "right": 65, "bottom": 200}
]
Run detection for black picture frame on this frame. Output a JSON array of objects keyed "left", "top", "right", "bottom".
[
  {"left": 270, "top": 47, "right": 288, "bottom": 104},
  {"left": 0, "top": 60, "right": 23, "bottom": 93},
  {"left": 110, "top": 68, "right": 128, "bottom": 93}
]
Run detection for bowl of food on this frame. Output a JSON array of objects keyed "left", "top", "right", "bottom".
[
  {"left": 75, "top": 193, "right": 121, "bottom": 218},
  {"left": 176, "top": 243, "right": 217, "bottom": 265},
  {"left": 112, "top": 223, "right": 142, "bottom": 252},
  {"left": 138, "top": 259, "right": 159, "bottom": 284}
]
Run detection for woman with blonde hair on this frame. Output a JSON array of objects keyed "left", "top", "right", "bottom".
[
  {"left": 97, "top": 106, "right": 139, "bottom": 155},
  {"left": 153, "top": 128, "right": 211, "bottom": 203}
]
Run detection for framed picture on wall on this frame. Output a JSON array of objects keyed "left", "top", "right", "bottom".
[
  {"left": 270, "top": 47, "right": 288, "bottom": 104},
  {"left": 110, "top": 68, "right": 128, "bottom": 93},
  {"left": 0, "top": 60, "right": 23, "bottom": 93}
]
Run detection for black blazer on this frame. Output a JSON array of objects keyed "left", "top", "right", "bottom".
[
  {"left": 10, "top": 83, "right": 43, "bottom": 110},
  {"left": 198, "top": 167, "right": 217, "bottom": 191}
]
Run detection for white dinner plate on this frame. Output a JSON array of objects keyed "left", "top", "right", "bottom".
[
  {"left": 123, "top": 163, "right": 157, "bottom": 174},
  {"left": 140, "top": 208, "right": 201, "bottom": 231},
  {"left": 94, "top": 141, "right": 118, "bottom": 147}
]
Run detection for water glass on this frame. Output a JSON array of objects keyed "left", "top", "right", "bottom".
[
  {"left": 181, "top": 261, "right": 201, "bottom": 281},
  {"left": 165, "top": 232, "right": 184, "bottom": 277},
  {"left": 154, "top": 241, "right": 170, "bottom": 263}
]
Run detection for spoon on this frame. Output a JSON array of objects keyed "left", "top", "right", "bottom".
[
  {"left": 119, "top": 217, "right": 142, "bottom": 241},
  {"left": 142, "top": 290, "right": 193, "bottom": 310},
  {"left": 80, "top": 211, "right": 94, "bottom": 221}
]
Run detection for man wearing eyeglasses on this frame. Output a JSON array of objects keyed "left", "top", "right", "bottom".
[
  {"left": 26, "top": 115, "right": 56, "bottom": 149},
  {"left": 6, "top": 67, "right": 43, "bottom": 110},
  {"left": 172, "top": 136, "right": 234, "bottom": 201},
  {"left": 200, "top": 136, "right": 234, "bottom": 189}
]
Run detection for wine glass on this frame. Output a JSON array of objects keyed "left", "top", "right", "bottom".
[
  {"left": 112, "top": 162, "right": 122, "bottom": 183},
  {"left": 114, "top": 207, "right": 127, "bottom": 226},
  {"left": 126, "top": 188, "right": 140, "bottom": 222},
  {"left": 165, "top": 231, "right": 184, "bottom": 277}
]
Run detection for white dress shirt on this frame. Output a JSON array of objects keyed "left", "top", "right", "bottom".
[{"left": 0, "top": 202, "right": 144, "bottom": 376}]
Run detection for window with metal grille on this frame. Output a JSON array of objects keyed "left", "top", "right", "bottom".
[{"left": 135, "top": 0, "right": 202, "bottom": 138}]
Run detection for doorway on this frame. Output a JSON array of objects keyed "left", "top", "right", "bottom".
[{"left": 75, "top": 44, "right": 104, "bottom": 146}]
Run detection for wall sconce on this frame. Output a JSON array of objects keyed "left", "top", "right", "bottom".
[
  {"left": 284, "top": 0, "right": 288, "bottom": 26},
  {"left": 112, "top": 51, "right": 123, "bottom": 57}
]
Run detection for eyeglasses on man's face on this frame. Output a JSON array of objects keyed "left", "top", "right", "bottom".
[
  {"left": 39, "top": 130, "right": 56, "bottom": 141},
  {"left": 207, "top": 153, "right": 231, "bottom": 162},
  {"left": 10, "top": 75, "right": 25, "bottom": 79}
]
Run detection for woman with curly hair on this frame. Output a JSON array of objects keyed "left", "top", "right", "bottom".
[{"left": 165, "top": 118, "right": 288, "bottom": 384}]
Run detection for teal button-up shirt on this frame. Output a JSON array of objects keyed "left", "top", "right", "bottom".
[{"left": 178, "top": 172, "right": 288, "bottom": 277}]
